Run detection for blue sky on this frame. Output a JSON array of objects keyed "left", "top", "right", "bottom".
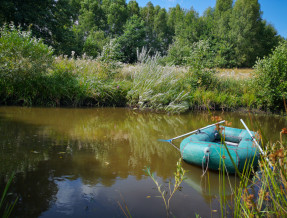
[{"left": 128, "top": 0, "right": 287, "bottom": 38}]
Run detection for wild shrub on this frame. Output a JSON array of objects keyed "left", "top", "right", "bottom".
[
  {"left": 0, "top": 24, "right": 53, "bottom": 79},
  {"left": 254, "top": 41, "right": 287, "bottom": 111},
  {"left": 0, "top": 24, "right": 53, "bottom": 104}
]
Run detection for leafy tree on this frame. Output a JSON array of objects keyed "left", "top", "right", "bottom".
[
  {"left": 102, "top": 0, "right": 128, "bottom": 36},
  {"left": 254, "top": 41, "right": 287, "bottom": 110},
  {"left": 127, "top": 0, "right": 140, "bottom": 17},
  {"left": 83, "top": 30, "right": 108, "bottom": 57},
  {"left": 153, "top": 8, "right": 170, "bottom": 53},
  {"left": 167, "top": 4, "right": 185, "bottom": 38},
  {"left": 77, "top": 0, "right": 106, "bottom": 35},
  {"left": 175, "top": 8, "right": 201, "bottom": 44},
  {"left": 229, "top": 0, "right": 262, "bottom": 67},
  {"left": 214, "top": 0, "right": 233, "bottom": 39},
  {"left": 0, "top": 0, "right": 78, "bottom": 55},
  {"left": 199, "top": 7, "right": 215, "bottom": 39},
  {"left": 115, "top": 15, "right": 146, "bottom": 63}
]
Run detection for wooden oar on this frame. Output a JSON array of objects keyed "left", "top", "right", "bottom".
[
  {"left": 158, "top": 120, "right": 226, "bottom": 143},
  {"left": 240, "top": 119, "right": 273, "bottom": 169}
]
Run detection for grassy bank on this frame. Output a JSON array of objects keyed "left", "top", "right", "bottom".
[
  {"left": 0, "top": 54, "right": 256, "bottom": 113},
  {"left": 0, "top": 25, "right": 286, "bottom": 114}
]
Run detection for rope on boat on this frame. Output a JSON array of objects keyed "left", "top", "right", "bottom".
[
  {"left": 168, "top": 141, "right": 181, "bottom": 154},
  {"left": 201, "top": 152, "right": 210, "bottom": 177}
]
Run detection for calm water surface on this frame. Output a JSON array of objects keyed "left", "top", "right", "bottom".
[{"left": 0, "top": 107, "right": 286, "bottom": 217}]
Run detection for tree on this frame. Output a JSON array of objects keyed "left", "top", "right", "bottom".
[
  {"left": 77, "top": 0, "right": 106, "bottom": 35},
  {"left": 153, "top": 8, "right": 170, "bottom": 53},
  {"left": 115, "top": 15, "right": 146, "bottom": 63},
  {"left": 167, "top": 4, "right": 185, "bottom": 38},
  {"left": 0, "top": 0, "right": 78, "bottom": 55},
  {"left": 229, "top": 0, "right": 262, "bottom": 67},
  {"left": 102, "top": 0, "right": 128, "bottom": 36},
  {"left": 127, "top": 0, "right": 140, "bottom": 17},
  {"left": 83, "top": 30, "right": 108, "bottom": 57},
  {"left": 214, "top": 0, "right": 233, "bottom": 39}
]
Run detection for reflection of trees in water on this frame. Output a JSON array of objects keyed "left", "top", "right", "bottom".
[{"left": 0, "top": 107, "right": 286, "bottom": 216}]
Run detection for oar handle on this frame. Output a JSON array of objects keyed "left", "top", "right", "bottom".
[
  {"left": 240, "top": 119, "right": 273, "bottom": 169},
  {"left": 170, "top": 120, "right": 226, "bottom": 141}
]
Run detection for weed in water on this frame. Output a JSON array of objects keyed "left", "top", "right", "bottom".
[{"left": 145, "top": 158, "right": 186, "bottom": 217}]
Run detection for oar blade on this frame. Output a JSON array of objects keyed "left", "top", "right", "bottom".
[{"left": 158, "top": 139, "right": 172, "bottom": 143}]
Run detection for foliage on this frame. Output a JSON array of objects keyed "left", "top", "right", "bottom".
[
  {"left": 230, "top": 129, "right": 287, "bottom": 217},
  {"left": 114, "top": 15, "right": 146, "bottom": 63},
  {"left": 127, "top": 51, "right": 190, "bottom": 113},
  {"left": 254, "top": 41, "right": 287, "bottom": 111},
  {"left": 0, "top": 174, "right": 18, "bottom": 218},
  {"left": 83, "top": 30, "right": 108, "bottom": 58},
  {"left": 0, "top": 0, "right": 281, "bottom": 67},
  {"left": 0, "top": 24, "right": 53, "bottom": 78},
  {"left": 98, "top": 38, "right": 120, "bottom": 64}
]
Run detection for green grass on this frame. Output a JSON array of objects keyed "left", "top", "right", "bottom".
[{"left": 0, "top": 54, "right": 262, "bottom": 113}]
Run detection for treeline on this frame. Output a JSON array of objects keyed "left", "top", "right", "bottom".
[{"left": 0, "top": 0, "right": 283, "bottom": 67}]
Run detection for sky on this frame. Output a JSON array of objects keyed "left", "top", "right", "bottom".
[{"left": 128, "top": 0, "right": 287, "bottom": 38}]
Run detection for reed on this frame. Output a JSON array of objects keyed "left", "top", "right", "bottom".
[
  {"left": 0, "top": 174, "right": 18, "bottom": 218},
  {"left": 145, "top": 158, "right": 186, "bottom": 217},
  {"left": 214, "top": 119, "right": 287, "bottom": 217}
]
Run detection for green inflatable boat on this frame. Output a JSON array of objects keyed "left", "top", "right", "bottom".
[{"left": 180, "top": 126, "right": 260, "bottom": 173}]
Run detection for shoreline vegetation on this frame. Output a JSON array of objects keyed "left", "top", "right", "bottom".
[{"left": 0, "top": 25, "right": 286, "bottom": 115}]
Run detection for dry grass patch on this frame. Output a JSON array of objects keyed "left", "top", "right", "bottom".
[{"left": 217, "top": 68, "right": 254, "bottom": 79}]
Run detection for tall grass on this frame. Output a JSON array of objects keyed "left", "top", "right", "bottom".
[
  {"left": 231, "top": 138, "right": 287, "bottom": 217},
  {"left": 211, "top": 118, "right": 287, "bottom": 217},
  {"left": 127, "top": 52, "right": 191, "bottom": 113}
]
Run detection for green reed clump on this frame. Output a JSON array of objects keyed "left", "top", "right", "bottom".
[
  {"left": 189, "top": 72, "right": 255, "bottom": 111},
  {"left": 50, "top": 56, "right": 129, "bottom": 107},
  {"left": 231, "top": 142, "right": 287, "bottom": 217},
  {"left": 0, "top": 174, "right": 18, "bottom": 218},
  {"left": 127, "top": 53, "right": 191, "bottom": 113},
  {"left": 217, "top": 128, "right": 287, "bottom": 217}
]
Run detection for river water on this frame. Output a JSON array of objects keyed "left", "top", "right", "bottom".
[{"left": 0, "top": 107, "right": 286, "bottom": 217}]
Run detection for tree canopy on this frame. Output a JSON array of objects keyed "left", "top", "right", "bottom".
[{"left": 0, "top": 0, "right": 282, "bottom": 67}]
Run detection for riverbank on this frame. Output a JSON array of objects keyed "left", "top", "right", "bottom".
[
  {"left": 0, "top": 55, "right": 260, "bottom": 113},
  {"left": 1, "top": 26, "right": 286, "bottom": 114}
]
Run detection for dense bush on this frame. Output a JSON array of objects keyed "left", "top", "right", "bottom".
[
  {"left": 0, "top": 24, "right": 54, "bottom": 104},
  {"left": 0, "top": 24, "right": 53, "bottom": 78},
  {"left": 254, "top": 41, "right": 287, "bottom": 111},
  {"left": 0, "top": 25, "right": 128, "bottom": 106}
]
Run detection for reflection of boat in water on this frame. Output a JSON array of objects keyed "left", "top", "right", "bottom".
[
  {"left": 183, "top": 163, "right": 237, "bottom": 199},
  {"left": 180, "top": 125, "right": 260, "bottom": 173}
]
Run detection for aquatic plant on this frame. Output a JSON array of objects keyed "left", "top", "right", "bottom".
[
  {"left": 145, "top": 158, "right": 186, "bottom": 217},
  {"left": 214, "top": 117, "right": 287, "bottom": 217},
  {"left": 0, "top": 174, "right": 18, "bottom": 218}
]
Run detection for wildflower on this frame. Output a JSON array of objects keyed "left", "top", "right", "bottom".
[
  {"left": 225, "top": 121, "right": 232, "bottom": 126},
  {"left": 211, "top": 116, "right": 223, "bottom": 122},
  {"left": 281, "top": 128, "right": 287, "bottom": 134}
]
